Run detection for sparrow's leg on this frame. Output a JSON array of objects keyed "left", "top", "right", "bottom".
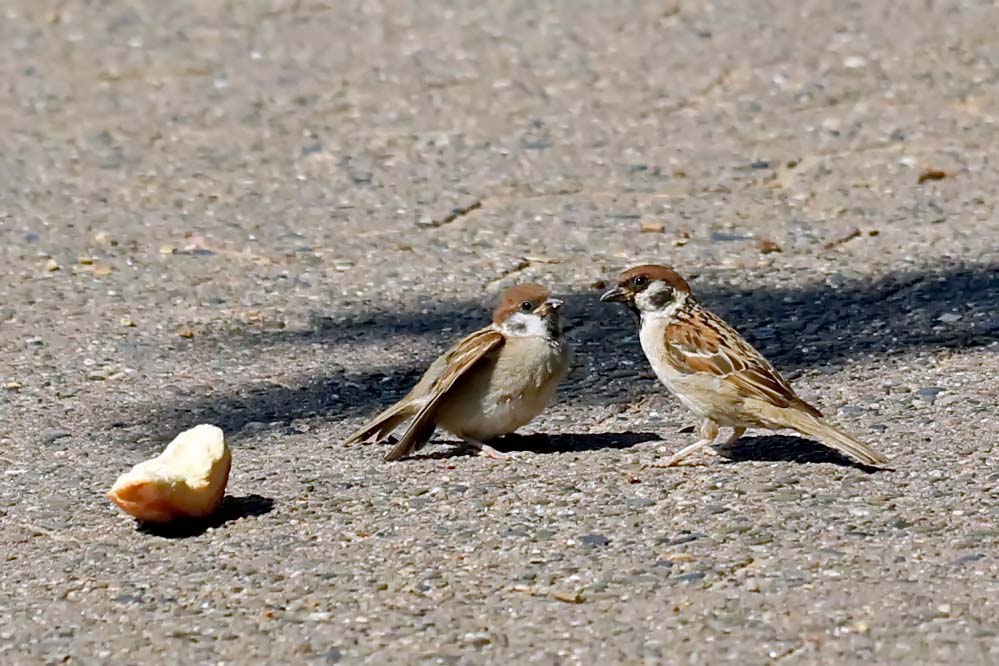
[
  {"left": 461, "top": 438, "right": 513, "bottom": 460},
  {"left": 657, "top": 419, "right": 720, "bottom": 467},
  {"left": 713, "top": 426, "right": 746, "bottom": 458}
]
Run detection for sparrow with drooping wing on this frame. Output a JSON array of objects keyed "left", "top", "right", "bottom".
[
  {"left": 601, "top": 265, "right": 888, "bottom": 467},
  {"left": 345, "top": 284, "right": 572, "bottom": 461}
]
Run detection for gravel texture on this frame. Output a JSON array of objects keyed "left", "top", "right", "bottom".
[{"left": 2, "top": 0, "right": 999, "bottom": 664}]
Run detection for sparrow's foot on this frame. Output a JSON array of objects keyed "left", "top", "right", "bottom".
[
  {"left": 462, "top": 439, "right": 515, "bottom": 460},
  {"left": 652, "top": 437, "right": 718, "bottom": 468},
  {"left": 711, "top": 426, "right": 746, "bottom": 459}
]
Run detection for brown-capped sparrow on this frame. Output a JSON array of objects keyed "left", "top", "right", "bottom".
[
  {"left": 601, "top": 265, "right": 888, "bottom": 467},
  {"left": 346, "top": 284, "right": 571, "bottom": 461}
]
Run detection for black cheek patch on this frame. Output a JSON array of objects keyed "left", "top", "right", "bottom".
[
  {"left": 507, "top": 319, "right": 527, "bottom": 335},
  {"left": 649, "top": 287, "right": 674, "bottom": 309}
]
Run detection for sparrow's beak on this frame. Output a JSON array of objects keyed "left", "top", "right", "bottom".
[
  {"left": 600, "top": 286, "right": 631, "bottom": 303},
  {"left": 534, "top": 298, "right": 564, "bottom": 317}
]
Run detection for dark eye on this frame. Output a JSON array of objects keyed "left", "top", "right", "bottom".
[
  {"left": 520, "top": 301, "right": 533, "bottom": 311},
  {"left": 633, "top": 275, "right": 648, "bottom": 287}
]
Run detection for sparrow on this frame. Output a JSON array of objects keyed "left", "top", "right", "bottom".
[
  {"left": 345, "top": 284, "right": 572, "bottom": 461},
  {"left": 601, "top": 265, "right": 888, "bottom": 467}
]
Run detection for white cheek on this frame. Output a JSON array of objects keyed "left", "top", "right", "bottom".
[
  {"left": 501, "top": 312, "right": 549, "bottom": 337},
  {"left": 637, "top": 285, "right": 686, "bottom": 317},
  {"left": 635, "top": 284, "right": 667, "bottom": 312}
]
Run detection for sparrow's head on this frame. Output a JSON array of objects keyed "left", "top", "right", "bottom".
[
  {"left": 493, "top": 283, "right": 564, "bottom": 338},
  {"left": 600, "top": 264, "right": 691, "bottom": 315}
]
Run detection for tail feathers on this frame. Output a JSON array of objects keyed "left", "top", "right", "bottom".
[
  {"left": 384, "top": 418, "right": 436, "bottom": 462},
  {"left": 785, "top": 411, "right": 888, "bottom": 466},
  {"left": 344, "top": 402, "right": 416, "bottom": 446}
]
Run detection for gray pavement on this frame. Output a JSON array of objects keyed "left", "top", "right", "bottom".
[{"left": 2, "top": 0, "right": 999, "bottom": 663}]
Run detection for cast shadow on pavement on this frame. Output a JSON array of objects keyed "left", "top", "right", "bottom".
[
  {"left": 403, "top": 431, "right": 661, "bottom": 460},
  {"left": 721, "top": 435, "right": 889, "bottom": 473},
  {"left": 124, "top": 261, "right": 998, "bottom": 446},
  {"left": 137, "top": 494, "right": 275, "bottom": 539}
]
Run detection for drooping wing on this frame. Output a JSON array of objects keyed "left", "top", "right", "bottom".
[
  {"left": 663, "top": 309, "right": 821, "bottom": 416},
  {"left": 384, "top": 327, "right": 506, "bottom": 461}
]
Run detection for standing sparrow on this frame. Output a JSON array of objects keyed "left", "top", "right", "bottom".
[
  {"left": 345, "top": 284, "right": 571, "bottom": 461},
  {"left": 601, "top": 265, "right": 888, "bottom": 467}
]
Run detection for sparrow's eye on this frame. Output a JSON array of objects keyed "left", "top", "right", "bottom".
[
  {"left": 520, "top": 301, "right": 533, "bottom": 312},
  {"left": 632, "top": 275, "right": 648, "bottom": 288}
]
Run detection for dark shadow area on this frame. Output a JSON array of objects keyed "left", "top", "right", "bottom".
[
  {"left": 722, "top": 435, "right": 889, "bottom": 473},
  {"left": 137, "top": 494, "right": 275, "bottom": 539},
  {"left": 404, "top": 431, "right": 662, "bottom": 460},
  {"left": 494, "top": 431, "right": 662, "bottom": 454},
  {"left": 118, "top": 262, "right": 998, "bottom": 445}
]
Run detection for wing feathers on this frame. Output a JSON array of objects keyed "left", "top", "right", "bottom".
[
  {"left": 664, "top": 309, "right": 820, "bottom": 415},
  {"left": 383, "top": 328, "right": 505, "bottom": 461}
]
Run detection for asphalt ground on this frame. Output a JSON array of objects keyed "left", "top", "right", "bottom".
[{"left": 2, "top": 1, "right": 999, "bottom": 664}]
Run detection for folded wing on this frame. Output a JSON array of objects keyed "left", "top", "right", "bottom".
[{"left": 384, "top": 328, "right": 506, "bottom": 461}]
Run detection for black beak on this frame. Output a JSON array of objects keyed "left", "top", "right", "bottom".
[{"left": 600, "top": 287, "right": 631, "bottom": 303}]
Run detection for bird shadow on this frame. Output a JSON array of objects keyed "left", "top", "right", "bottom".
[
  {"left": 116, "top": 261, "right": 998, "bottom": 447},
  {"left": 136, "top": 494, "right": 275, "bottom": 539},
  {"left": 405, "top": 431, "right": 661, "bottom": 460},
  {"left": 497, "top": 430, "right": 661, "bottom": 454},
  {"left": 721, "top": 435, "right": 889, "bottom": 473}
]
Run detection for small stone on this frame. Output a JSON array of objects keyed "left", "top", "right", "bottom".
[
  {"left": 671, "top": 232, "right": 690, "bottom": 247},
  {"left": 918, "top": 168, "right": 947, "bottom": 184},
  {"left": 45, "top": 258, "right": 60, "bottom": 272},
  {"left": 711, "top": 231, "right": 753, "bottom": 242},
  {"left": 177, "top": 326, "right": 194, "bottom": 338},
  {"left": 77, "top": 256, "right": 94, "bottom": 265},
  {"left": 551, "top": 591, "right": 585, "bottom": 604},
  {"left": 579, "top": 533, "right": 610, "bottom": 547},
  {"left": 120, "top": 317, "right": 136, "bottom": 328},
  {"left": 952, "top": 554, "right": 984, "bottom": 567},
  {"left": 938, "top": 313, "right": 962, "bottom": 323},
  {"left": 462, "top": 632, "right": 491, "bottom": 647},
  {"left": 43, "top": 431, "right": 71, "bottom": 445},
  {"left": 674, "top": 572, "right": 706, "bottom": 583},
  {"left": 665, "top": 553, "right": 696, "bottom": 563},
  {"left": 92, "top": 264, "right": 113, "bottom": 277},
  {"left": 754, "top": 238, "right": 782, "bottom": 254},
  {"left": 3, "top": 381, "right": 23, "bottom": 390},
  {"left": 743, "top": 577, "right": 760, "bottom": 592},
  {"left": 659, "top": 534, "right": 701, "bottom": 546},
  {"left": 974, "top": 318, "right": 999, "bottom": 334},
  {"left": 843, "top": 56, "right": 867, "bottom": 69},
  {"left": 640, "top": 219, "right": 665, "bottom": 233},
  {"left": 916, "top": 387, "right": 943, "bottom": 404},
  {"left": 159, "top": 245, "right": 176, "bottom": 255}
]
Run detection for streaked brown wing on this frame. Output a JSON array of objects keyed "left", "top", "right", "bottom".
[
  {"left": 427, "top": 327, "right": 506, "bottom": 402},
  {"left": 665, "top": 312, "right": 820, "bottom": 416},
  {"left": 384, "top": 327, "right": 506, "bottom": 461}
]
